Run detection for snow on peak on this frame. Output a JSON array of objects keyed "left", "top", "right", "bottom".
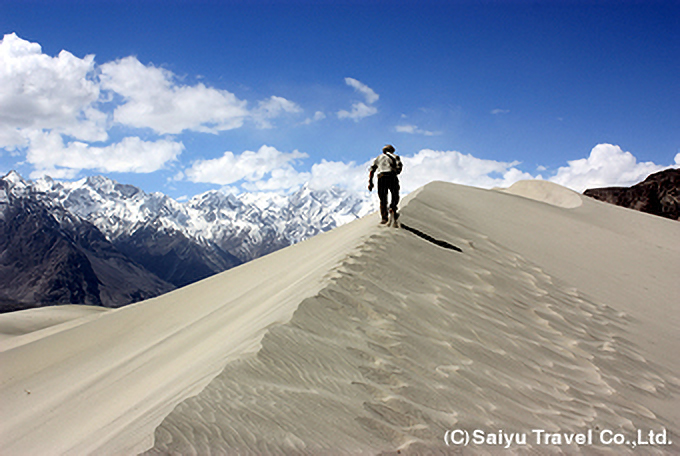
[
  {"left": 5, "top": 172, "right": 376, "bottom": 262},
  {"left": 2, "top": 170, "right": 29, "bottom": 194}
]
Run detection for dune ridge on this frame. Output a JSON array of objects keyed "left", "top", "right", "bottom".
[
  {"left": 0, "top": 214, "right": 376, "bottom": 455},
  {"left": 146, "top": 181, "right": 679, "bottom": 454}
]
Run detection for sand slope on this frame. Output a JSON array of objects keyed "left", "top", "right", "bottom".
[
  {"left": 0, "top": 215, "right": 376, "bottom": 455},
  {"left": 1, "top": 181, "right": 678, "bottom": 455},
  {"left": 145, "top": 181, "right": 678, "bottom": 455}
]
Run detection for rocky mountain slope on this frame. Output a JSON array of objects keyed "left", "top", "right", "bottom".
[
  {"left": 584, "top": 168, "right": 679, "bottom": 220},
  {"left": 0, "top": 172, "right": 174, "bottom": 312}
]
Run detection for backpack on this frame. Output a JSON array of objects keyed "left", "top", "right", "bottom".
[{"left": 387, "top": 153, "right": 402, "bottom": 175}]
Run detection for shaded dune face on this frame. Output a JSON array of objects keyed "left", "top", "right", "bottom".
[{"left": 147, "top": 187, "right": 679, "bottom": 455}]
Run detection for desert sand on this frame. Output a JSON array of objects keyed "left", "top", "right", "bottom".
[{"left": 1, "top": 180, "right": 678, "bottom": 455}]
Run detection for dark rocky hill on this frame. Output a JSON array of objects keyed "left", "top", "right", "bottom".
[
  {"left": 584, "top": 168, "right": 679, "bottom": 221},
  {"left": 113, "top": 219, "right": 241, "bottom": 288}
]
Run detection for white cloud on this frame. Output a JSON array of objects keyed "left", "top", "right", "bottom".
[
  {"left": 0, "top": 33, "right": 107, "bottom": 148},
  {"left": 395, "top": 124, "right": 417, "bottom": 134},
  {"left": 100, "top": 57, "right": 304, "bottom": 133},
  {"left": 185, "top": 144, "right": 677, "bottom": 197},
  {"left": 300, "top": 149, "right": 542, "bottom": 195},
  {"left": 26, "top": 131, "right": 183, "bottom": 179},
  {"left": 549, "top": 143, "right": 668, "bottom": 192},
  {"left": 401, "top": 149, "right": 535, "bottom": 193},
  {"left": 1, "top": 34, "right": 311, "bottom": 181},
  {"left": 100, "top": 57, "right": 250, "bottom": 135},
  {"left": 395, "top": 124, "right": 439, "bottom": 136},
  {"left": 298, "top": 150, "right": 537, "bottom": 195},
  {"left": 185, "top": 145, "right": 308, "bottom": 189},
  {"left": 337, "top": 78, "right": 379, "bottom": 121},
  {"left": 337, "top": 102, "right": 378, "bottom": 121},
  {"left": 1, "top": 34, "right": 305, "bottom": 140},
  {"left": 185, "top": 148, "right": 368, "bottom": 194},
  {"left": 0, "top": 124, "right": 26, "bottom": 150},
  {"left": 252, "top": 96, "right": 302, "bottom": 129},
  {"left": 308, "top": 160, "right": 367, "bottom": 192},
  {"left": 242, "top": 165, "right": 310, "bottom": 192},
  {"left": 302, "top": 111, "right": 326, "bottom": 125},
  {"left": 344, "top": 77, "right": 379, "bottom": 104},
  {"left": 183, "top": 147, "right": 538, "bottom": 195},
  {"left": 491, "top": 109, "right": 510, "bottom": 115}
]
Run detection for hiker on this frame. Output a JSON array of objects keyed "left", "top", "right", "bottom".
[{"left": 368, "top": 144, "right": 403, "bottom": 224}]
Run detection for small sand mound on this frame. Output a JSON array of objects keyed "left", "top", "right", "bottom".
[{"left": 500, "top": 179, "right": 583, "bottom": 208}]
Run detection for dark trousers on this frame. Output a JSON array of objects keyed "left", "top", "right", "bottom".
[{"left": 378, "top": 173, "right": 400, "bottom": 220}]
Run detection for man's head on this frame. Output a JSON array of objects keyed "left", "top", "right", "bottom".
[{"left": 382, "top": 144, "right": 395, "bottom": 154}]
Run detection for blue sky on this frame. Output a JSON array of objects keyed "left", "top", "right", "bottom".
[{"left": 1, "top": 0, "right": 678, "bottom": 199}]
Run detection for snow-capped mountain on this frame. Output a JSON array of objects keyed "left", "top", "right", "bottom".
[
  {"left": 1, "top": 172, "right": 174, "bottom": 312},
  {"left": 1, "top": 171, "right": 375, "bottom": 312},
  {"left": 34, "top": 174, "right": 376, "bottom": 264}
]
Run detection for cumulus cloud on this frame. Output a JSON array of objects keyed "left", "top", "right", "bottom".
[
  {"left": 185, "top": 145, "right": 309, "bottom": 190},
  {"left": 1, "top": 34, "right": 310, "bottom": 180},
  {"left": 185, "top": 150, "right": 367, "bottom": 194},
  {"left": 0, "top": 33, "right": 106, "bottom": 148},
  {"left": 100, "top": 56, "right": 250, "bottom": 134},
  {"left": 26, "top": 131, "right": 183, "bottom": 179},
  {"left": 307, "top": 160, "right": 367, "bottom": 192},
  {"left": 100, "top": 58, "right": 302, "bottom": 133},
  {"left": 337, "top": 77, "right": 379, "bottom": 121},
  {"left": 301, "top": 149, "right": 538, "bottom": 195},
  {"left": 183, "top": 147, "right": 537, "bottom": 195},
  {"left": 273, "top": 149, "right": 536, "bottom": 195},
  {"left": 180, "top": 143, "right": 678, "bottom": 197},
  {"left": 400, "top": 149, "right": 535, "bottom": 193},
  {"left": 242, "top": 165, "right": 310, "bottom": 192},
  {"left": 549, "top": 143, "right": 668, "bottom": 192}
]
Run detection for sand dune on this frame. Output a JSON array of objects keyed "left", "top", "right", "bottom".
[
  {"left": 0, "top": 214, "right": 376, "bottom": 455},
  {"left": 500, "top": 179, "right": 583, "bottom": 209},
  {"left": 1, "top": 181, "right": 678, "bottom": 455},
  {"left": 0, "top": 305, "right": 110, "bottom": 348}
]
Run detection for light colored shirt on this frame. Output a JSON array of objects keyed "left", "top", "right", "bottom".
[{"left": 371, "top": 152, "right": 401, "bottom": 176}]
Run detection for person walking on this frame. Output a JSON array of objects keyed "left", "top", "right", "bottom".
[{"left": 368, "top": 144, "right": 403, "bottom": 224}]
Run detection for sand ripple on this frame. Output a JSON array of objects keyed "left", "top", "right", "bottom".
[{"left": 146, "top": 200, "right": 678, "bottom": 455}]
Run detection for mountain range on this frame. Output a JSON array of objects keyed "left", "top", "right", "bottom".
[{"left": 0, "top": 171, "right": 374, "bottom": 312}]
